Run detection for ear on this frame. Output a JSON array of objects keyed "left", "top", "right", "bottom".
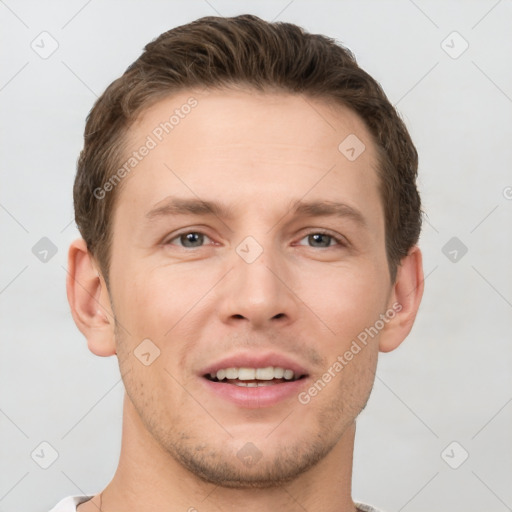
[
  {"left": 66, "top": 238, "right": 116, "bottom": 357},
  {"left": 379, "top": 246, "right": 424, "bottom": 353}
]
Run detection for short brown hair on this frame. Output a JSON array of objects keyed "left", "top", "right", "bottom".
[{"left": 74, "top": 14, "right": 421, "bottom": 284}]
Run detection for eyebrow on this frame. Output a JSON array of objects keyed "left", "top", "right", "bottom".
[
  {"left": 145, "top": 196, "right": 367, "bottom": 228},
  {"left": 288, "top": 199, "right": 367, "bottom": 228},
  {"left": 145, "top": 196, "right": 235, "bottom": 221}
]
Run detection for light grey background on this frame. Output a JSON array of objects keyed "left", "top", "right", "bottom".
[{"left": 1, "top": 1, "right": 511, "bottom": 511}]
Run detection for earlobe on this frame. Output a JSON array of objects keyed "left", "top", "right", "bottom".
[
  {"left": 379, "top": 246, "right": 424, "bottom": 353},
  {"left": 66, "top": 238, "right": 116, "bottom": 357}
]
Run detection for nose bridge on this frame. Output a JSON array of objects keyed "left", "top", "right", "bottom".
[{"left": 218, "top": 235, "right": 297, "bottom": 326}]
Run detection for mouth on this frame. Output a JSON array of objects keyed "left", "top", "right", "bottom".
[
  {"left": 203, "top": 366, "right": 308, "bottom": 387},
  {"left": 199, "top": 354, "right": 310, "bottom": 408}
]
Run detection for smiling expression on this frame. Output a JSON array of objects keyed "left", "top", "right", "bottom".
[{"left": 104, "top": 87, "right": 395, "bottom": 487}]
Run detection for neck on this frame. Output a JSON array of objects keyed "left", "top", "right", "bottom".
[{"left": 99, "top": 393, "right": 357, "bottom": 512}]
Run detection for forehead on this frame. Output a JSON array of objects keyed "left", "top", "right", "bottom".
[
  {"left": 114, "top": 88, "right": 382, "bottom": 226},
  {"left": 130, "top": 88, "right": 374, "bottom": 158}
]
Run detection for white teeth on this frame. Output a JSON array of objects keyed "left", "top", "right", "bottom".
[
  {"left": 283, "top": 369, "right": 294, "bottom": 380},
  {"left": 225, "top": 367, "right": 237, "bottom": 379},
  {"left": 255, "top": 367, "right": 275, "bottom": 380},
  {"left": 273, "top": 367, "right": 284, "bottom": 379},
  {"left": 213, "top": 366, "right": 297, "bottom": 381},
  {"left": 234, "top": 381, "right": 277, "bottom": 387},
  {"left": 237, "top": 368, "right": 256, "bottom": 380}
]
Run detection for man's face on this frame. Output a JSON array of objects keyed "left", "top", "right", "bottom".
[{"left": 107, "top": 88, "right": 393, "bottom": 487}]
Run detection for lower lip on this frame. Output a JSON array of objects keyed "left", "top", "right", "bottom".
[{"left": 201, "top": 377, "right": 309, "bottom": 408}]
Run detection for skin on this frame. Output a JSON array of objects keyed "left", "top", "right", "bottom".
[{"left": 67, "top": 88, "right": 423, "bottom": 512}]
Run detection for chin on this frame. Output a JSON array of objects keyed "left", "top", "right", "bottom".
[{"left": 170, "top": 436, "right": 331, "bottom": 489}]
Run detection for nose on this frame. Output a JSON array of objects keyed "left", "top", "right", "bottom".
[{"left": 215, "top": 242, "right": 299, "bottom": 329}]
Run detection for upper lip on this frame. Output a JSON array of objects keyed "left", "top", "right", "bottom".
[{"left": 200, "top": 351, "right": 309, "bottom": 377}]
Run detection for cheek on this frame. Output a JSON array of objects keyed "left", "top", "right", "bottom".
[
  {"left": 297, "top": 264, "right": 389, "bottom": 350},
  {"left": 112, "top": 259, "right": 194, "bottom": 331},
  {"left": 113, "top": 264, "right": 218, "bottom": 375}
]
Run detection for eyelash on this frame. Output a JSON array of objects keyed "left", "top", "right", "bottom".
[{"left": 165, "top": 230, "right": 347, "bottom": 249}]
